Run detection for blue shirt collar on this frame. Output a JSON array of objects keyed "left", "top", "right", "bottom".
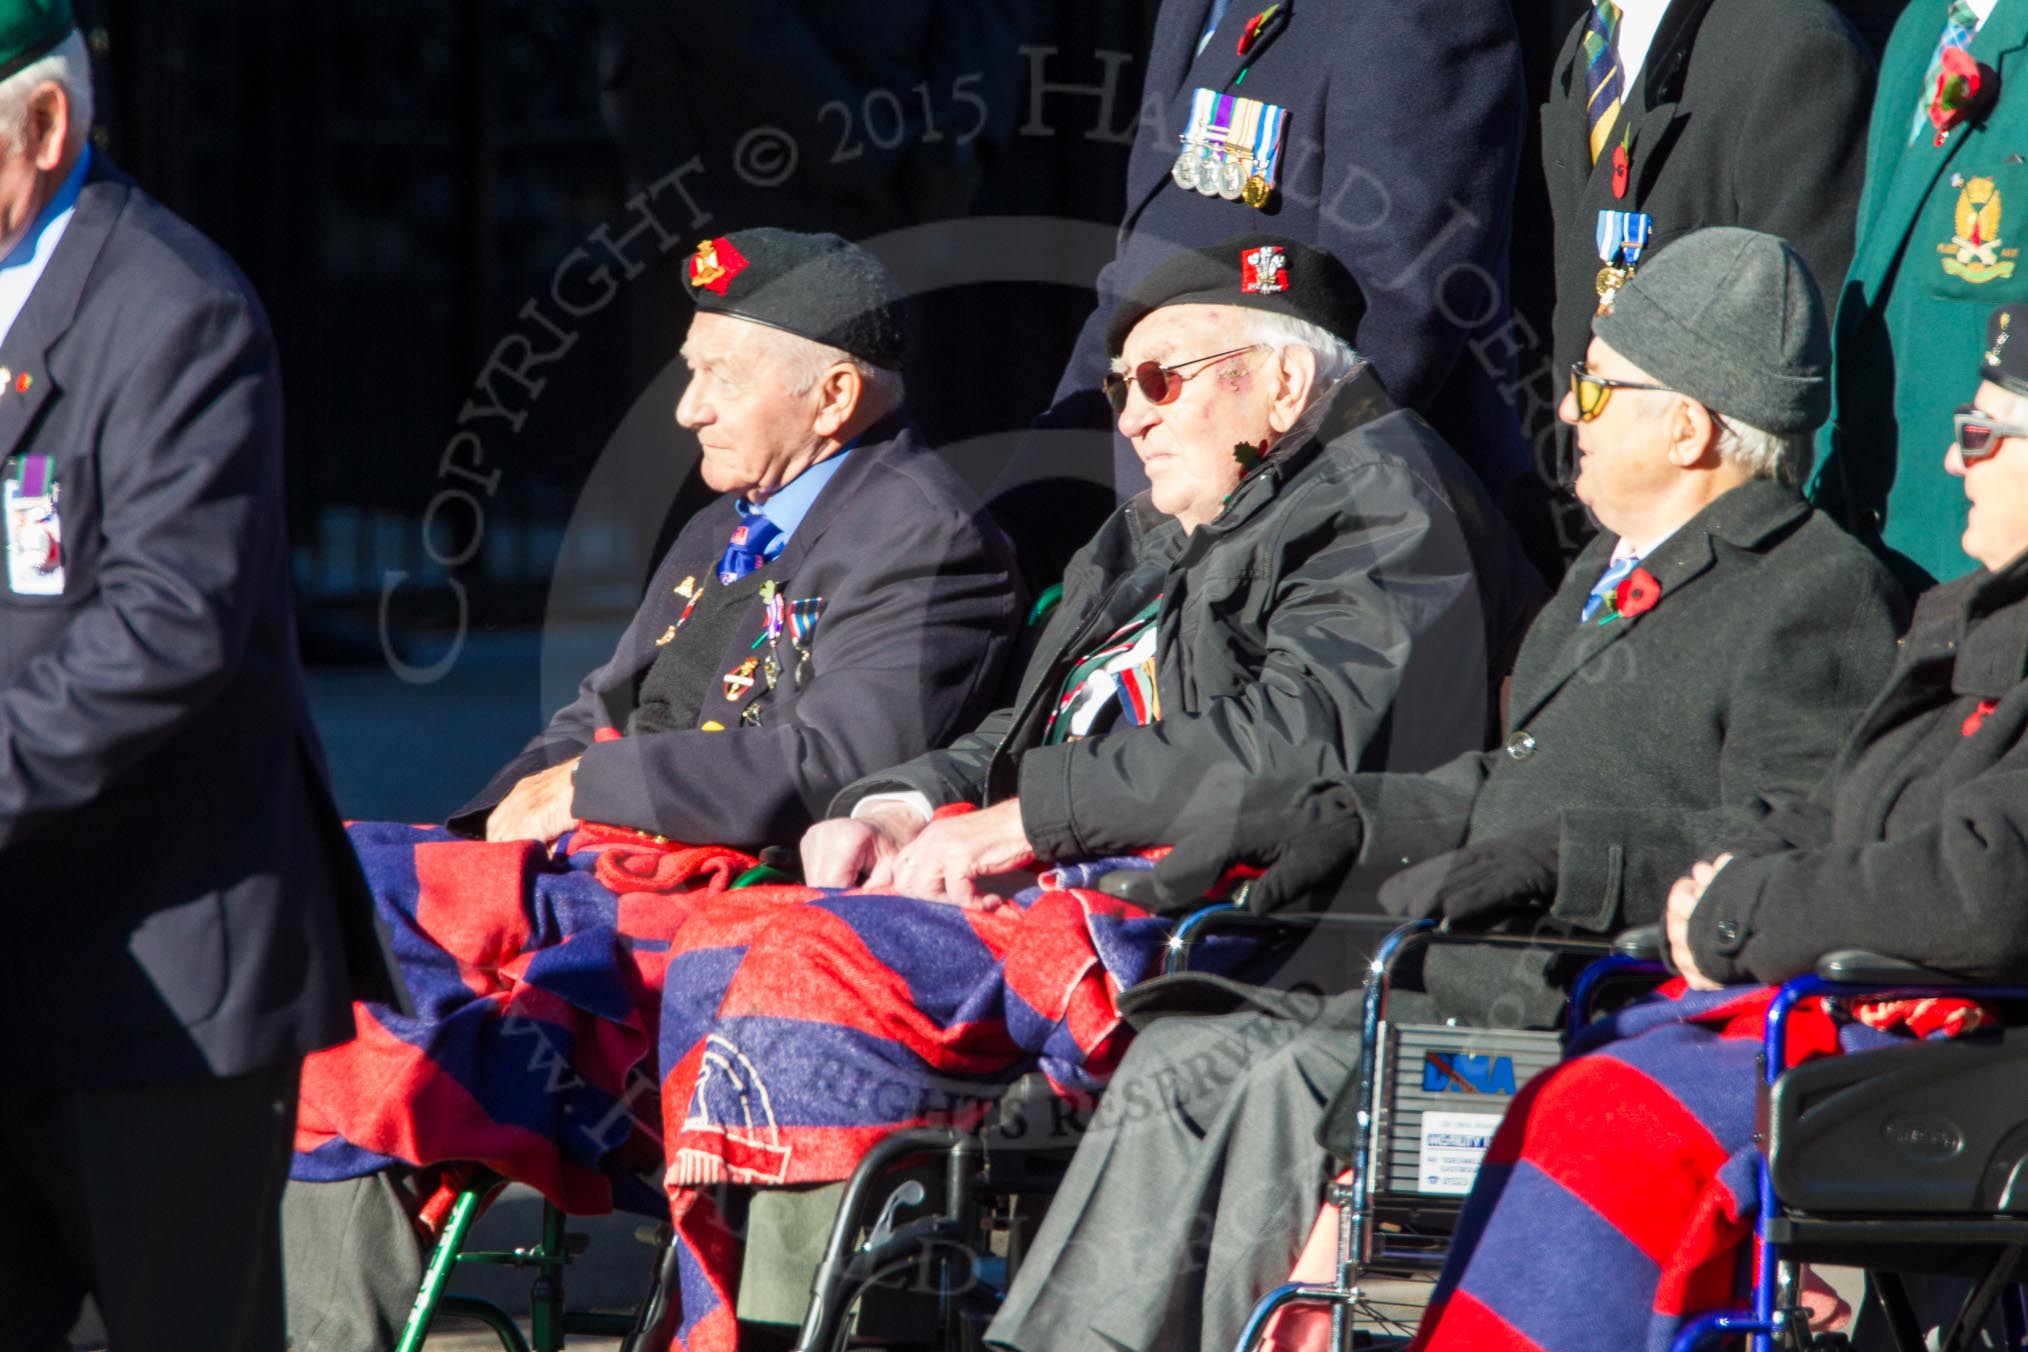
[
  {"left": 0, "top": 145, "right": 89, "bottom": 347},
  {"left": 735, "top": 438, "right": 857, "bottom": 551},
  {"left": 1, "top": 143, "right": 89, "bottom": 274}
]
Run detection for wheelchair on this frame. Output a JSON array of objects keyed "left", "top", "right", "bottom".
[{"left": 1230, "top": 921, "right": 2028, "bottom": 1352}]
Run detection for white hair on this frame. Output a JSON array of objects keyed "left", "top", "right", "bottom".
[
  {"left": 1234, "top": 309, "right": 1361, "bottom": 387},
  {"left": 0, "top": 29, "right": 92, "bottom": 156},
  {"left": 1714, "top": 416, "right": 1813, "bottom": 489},
  {"left": 1107, "top": 308, "right": 1361, "bottom": 393},
  {"left": 760, "top": 325, "right": 905, "bottom": 419}
]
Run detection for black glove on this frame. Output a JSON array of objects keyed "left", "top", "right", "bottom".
[
  {"left": 1142, "top": 780, "right": 1365, "bottom": 915},
  {"left": 1376, "top": 827, "right": 1559, "bottom": 926}
]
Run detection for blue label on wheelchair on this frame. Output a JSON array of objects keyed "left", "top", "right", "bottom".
[{"left": 1422, "top": 1051, "right": 1517, "bottom": 1095}]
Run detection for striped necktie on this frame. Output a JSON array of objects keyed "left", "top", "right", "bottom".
[
  {"left": 1911, "top": 0, "right": 1983, "bottom": 142},
  {"left": 1583, "top": 0, "right": 1626, "bottom": 165},
  {"left": 1580, "top": 552, "right": 1641, "bottom": 623}
]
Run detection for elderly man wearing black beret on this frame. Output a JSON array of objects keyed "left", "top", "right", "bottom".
[
  {"left": 983, "top": 228, "right": 1908, "bottom": 1352},
  {"left": 283, "top": 228, "right": 1024, "bottom": 1352},
  {"left": 801, "top": 233, "right": 1541, "bottom": 900},
  {"left": 458, "top": 227, "right": 1021, "bottom": 850},
  {"left": 652, "top": 232, "right": 1541, "bottom": 1345}
]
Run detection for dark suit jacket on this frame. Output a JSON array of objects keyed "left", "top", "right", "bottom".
[
  {"left": 1541, "top": 0, "right": 1874, "bottom": 381},
  {"left": 1000, "top": 0, "right": 1531, "bottom": 575},
  {"left": 0, "top": 158, "right": 386, "bottom": 1088},
  {"left": 453, "top": 419, "right": 1022, "bottom": 850},
  {"left": 840, "top": 368, "right": 1546, "bottom": 857},
  {"left": 1690, "top": 554, "right": 2028, "bottom": 982}
]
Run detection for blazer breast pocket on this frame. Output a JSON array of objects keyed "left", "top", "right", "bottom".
[{"left": 1925, "top": 160, "right": 2028, "bottom": 302}]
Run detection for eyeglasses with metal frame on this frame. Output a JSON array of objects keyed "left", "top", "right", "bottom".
[{"left": 1104, "top": 345, "right": 1265, "bottom": 415}]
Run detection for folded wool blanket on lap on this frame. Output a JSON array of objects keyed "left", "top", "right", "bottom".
[
  {"left": 292, "top": 821, "right": 753, "bottom": 1218},
  {"left": 290, "top": 821, "right": 1186, "bottom": 1352},
  {"left": 655, "top": 854, "right": 1173, "bottom": 1352}
]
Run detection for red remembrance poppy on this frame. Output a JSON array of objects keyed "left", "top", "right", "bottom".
[
  {"left": 1614, "top": 566, "right": 1662, "bottom": 618},
  {"left": 1931, "top": 47, "right": 2000, "bottom": 147},
  {"left": 1963, "top": 698, "right": 1999, "bottom": 737}
]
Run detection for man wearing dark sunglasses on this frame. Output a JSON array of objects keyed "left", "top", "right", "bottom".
[
  {"left": 989, "top": 229, "right": 1906, "bottom": 1352},
  {"left": 805, "top": 232, "right": 1541, "bottom": 904}
]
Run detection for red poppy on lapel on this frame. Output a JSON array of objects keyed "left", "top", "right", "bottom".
[
  {"left": 1963, "top": 698, "right": 1999, "bottom": 736},
  {"left": 1611, "top": 137, "right": 1631, "bottom": 201},
  {"left": 1614, "top": 566, "right": 1662, "bottom": 619},
  {"left": 1236, "top": 4, "right": 1282, "bottom": 57},
  {"left": 1931, "top": 47, "right": 2000, "bottom": 148}
]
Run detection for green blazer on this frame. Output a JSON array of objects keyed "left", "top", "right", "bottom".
[{"left": 1816, "top": 0, "right": 2028, "bottom": 585}]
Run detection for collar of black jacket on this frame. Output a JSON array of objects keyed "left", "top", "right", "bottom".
[
  {"left": 1210, "top": 362, "right": 1395, "bottom": 529},
  {"left": 1947, "top": 551, "right": 2028, "bottom": 696},
  {"left": 1659, "top": 476, "right": 1810, "bottom": 554}
]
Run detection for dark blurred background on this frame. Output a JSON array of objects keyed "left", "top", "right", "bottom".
[{"left": 73, "top": 0, "right": 1905, "bottom": 820}]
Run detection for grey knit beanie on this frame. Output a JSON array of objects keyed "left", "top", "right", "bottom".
[{"left": 1592, "top": 227, "right": 1830, "bottom": 435}]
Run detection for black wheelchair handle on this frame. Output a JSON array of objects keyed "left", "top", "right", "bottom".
[{"left": 1815, "top": 948, "right": 1966, "bottom": 986}]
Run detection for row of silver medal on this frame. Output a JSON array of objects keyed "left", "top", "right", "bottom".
[{"left": 1172, "top": 144, "right": 1269, "bottom": 204}]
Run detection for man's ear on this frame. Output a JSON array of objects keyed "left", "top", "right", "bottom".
[
  {"left": 25, "top": 84, "right": 67, "bottom": 173},
  {"left": 1668, "top": 397, "right": 1724, "bottom": 469},
  {"left": 1266, "top": 344, "right": 1318, "bottom": 436},
  {"left": 811, "top": 362, "right": 863, "bottom": 439}
]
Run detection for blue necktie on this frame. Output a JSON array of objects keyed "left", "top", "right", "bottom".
[
  {"left": 717, "top": 511, "right": 782, "bottom": 585},
  {"left": 1580, "top": 553, "right": 1641, "bottom": 623}
]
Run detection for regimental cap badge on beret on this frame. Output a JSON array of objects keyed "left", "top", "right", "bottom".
[
  {"left": 688, "top": 237, "right": 750, "bottom": 296},
  {"left": 1241, "top": 244, "right": 1288, "bottom": 295}
]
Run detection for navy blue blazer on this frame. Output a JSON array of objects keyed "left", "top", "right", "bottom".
[
  {"left": 453, "top": 419, "right": 1023, "bottom": 850},
  {"left": 0, "top": 158, "right": 392, "bottom": 1088},
  {"left": 1005, "top": 0, "right": 1531, "bottom": 556}
]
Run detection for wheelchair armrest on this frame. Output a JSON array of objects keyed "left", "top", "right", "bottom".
[
  {"left": 1094, "top": 867, "right": 1165, "bottom": 908},
  {"left": 1814, "top": 948, "right": 1966, "bottom": 986},
  {"left": 1613, "top": 924, "right": 1666, "bottom": 962}
]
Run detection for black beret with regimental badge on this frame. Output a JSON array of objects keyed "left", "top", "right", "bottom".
[
  {"left": 1981, "top": 305, "right": 2028, "bottom": 399},
  {"left": 684, "top": 227, "right": 906, "bottom": 371},
  {"left": 1104, "top": 233, "right": 1368, "bottom": 358}
]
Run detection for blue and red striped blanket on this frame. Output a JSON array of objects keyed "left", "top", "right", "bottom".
[{"left": 290, "top": 822, "right": 1175, "bottom": 1351}]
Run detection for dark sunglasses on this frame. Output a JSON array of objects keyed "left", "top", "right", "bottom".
[
  {"left": 1104, "top": 345, "right": 1263, "bottom": 415},
  {"left": 1568, "top": 363, "right": 1675, "bottom": 422},
  {"left": 1953, "top": 403, "right": 2028, "bottom": 463}
]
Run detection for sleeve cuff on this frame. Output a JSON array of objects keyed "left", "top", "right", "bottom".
[
  {"left": 1687, "top": 861, "right": 1759, "bottom": 983},
  {"left": 568, "top": 737, "right": 653, "bottom": 834},
  {"left": 1016, "top": 745, "right": 1082, "bottom": 862}
]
